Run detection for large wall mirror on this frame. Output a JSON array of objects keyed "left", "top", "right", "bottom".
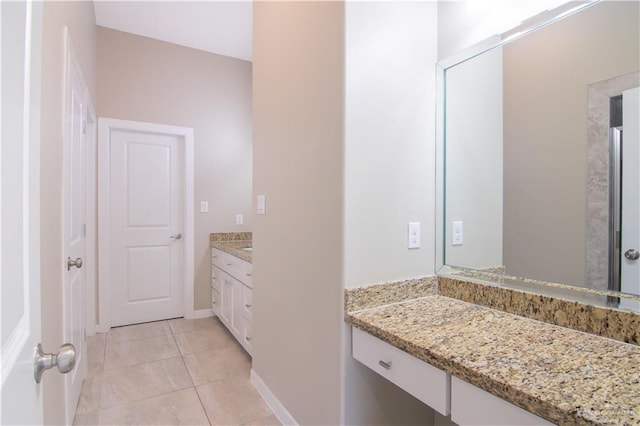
[{"left": 438, "top": 0, "right": 640, "bottom": 310}]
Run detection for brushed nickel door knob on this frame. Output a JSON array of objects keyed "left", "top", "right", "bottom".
[
  {"left": 624, "top": 249, "right": 639, "bottom": 260},
  {"left": 67, "top": 257, "right": 83, "bottom": 270},
  {"left": 34, "top": 343, "right": 76, "bottom": 383}
]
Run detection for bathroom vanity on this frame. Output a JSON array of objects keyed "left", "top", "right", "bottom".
[
  {"left": 210, "top": 233, "right": 253, "bottom": 354},
  {"left": 345, "top": 278, "right": 640, "bottom": 425}
]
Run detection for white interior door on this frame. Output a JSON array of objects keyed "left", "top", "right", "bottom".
[
  {"left": 0, "top": 1, "right": 44, "bottom": 423},
  {"left": 109, "top": 128, "right": 185, "bottom": 327},
  {"left": 621, "top": 86, "right": 640, "bottom": 307},
  {"left": 62, "top": 29, "right": 87, "bottom": 421}
]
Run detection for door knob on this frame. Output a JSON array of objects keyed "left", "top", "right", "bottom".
[
  {"left": 67, "top": 257, "right": 83, "bottom": 270},
  {"left": 624, "top": 249, "right": 640, "bottom": 260},
  {"left": 34, "top": 343, "right": 76, "bottom": 383},
  {"left": 170, "top": 233, "right": 182, "bottom": 240}
]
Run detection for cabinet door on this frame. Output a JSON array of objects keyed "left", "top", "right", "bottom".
[
  {"left": 220, "top": 274, "right": 234, "bottom": 327},
  {"left": 211, "top": 289, "right": 221, "bottom": 316},
  {"left": 231, "top": 280, "right": 244, "bottom": 338}
]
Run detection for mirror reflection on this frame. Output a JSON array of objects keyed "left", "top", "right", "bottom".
[{"left": 443, "top": 1, "right": 640, "bottom": 303}]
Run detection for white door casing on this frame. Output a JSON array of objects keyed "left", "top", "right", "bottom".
[
  {"left": 62, "top": 28, "right": 88, "bottom": 421},
  {"left": 98, "top": 119, "right": 194, "bottom": 330},
  {"left": 621, "top": 86, "right": 640, "bottom": 309},
  {"left": 0, "top": 1, "right": 44, "bottom": 423},
  {"left": 84, "top": 101, "right": 97, "bottom": 337}
]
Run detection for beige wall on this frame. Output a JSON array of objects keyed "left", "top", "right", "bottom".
[
  {"left": 97, "top": 27, "right": 253, "bottom": 311},
  {"left": 503, "top": 1, "right": 639, "bottom": 285},
  {"left": 40, "top": 2, "right": 97, "bottom": 424},
  {"left": 252, "top": 2, "right": 345, "bottom": 424},
  {"left": 343, "top": 2, "right": 439, "bottom": 424}
]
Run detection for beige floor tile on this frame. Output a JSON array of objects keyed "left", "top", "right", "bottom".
[
  {"left": 103, "top": 334, "right": 179, "bottom": 370},
  {"left": 98, "top": 388, "right": 209, "bottom": 425},
  {"left": 183, "top": 343, "right": 251, "bottom": 385},
  {"left": 168, "top": 316, "right": 220, "bottom": 334},
  {"left": 76, "top": 375, "right": 103, "bottom": 416},
  {"left": 241, "top": 415, "right": 281, "bottom": 426},
  {"left": 173, "top": 324, "right": 235, "bottom": 355},
  {"left": 100, "top": 356, "right": 193, "bottom": 408},
  {"left": 196, "top": 377, "right": 272, "bottom": 426},
  {"left": 87, "top": 337, "right": 106, "bottom": 378},
  {"left": 107, "top": 320, "right": 171, "bottom": 344},
  {"left": 73, "top": 410, "right": 99, "bottom": 426}
]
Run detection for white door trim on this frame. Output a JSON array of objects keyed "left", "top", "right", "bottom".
[
  {"left": 84, "top": 99, "right": 97, "bottom": 336},
  {"left": 97, "top": 118, "right": 194, "bottom": 331}
]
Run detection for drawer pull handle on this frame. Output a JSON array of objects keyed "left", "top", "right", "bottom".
[
  {"left": 378, "top": 360, "right": 392, "bottom": 370},
  {"left": 226, "top": 263, "right": 233, "bottom": 266},
  {"left": 245, "top": 336, "right": 252, "bottom": 342},
  {"left": 246, "top": 273, "right": 252, "bottom": 277},
  {"left": 245, "top": 303, "right": 252, "bottom": 308}
]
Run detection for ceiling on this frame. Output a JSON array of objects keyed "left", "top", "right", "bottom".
[{"left": 94, "top": 1, "right": 253, "bottom": 62}]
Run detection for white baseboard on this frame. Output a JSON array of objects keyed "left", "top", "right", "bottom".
[
  {"left": 193, "top": 308, "right": 214, "bottom": 319},
  {"left": 250, "top": 370, "right": 298, "bottom": 426},
  {"left": 95, "top": 323, "right": 110, "bottom": 333}
]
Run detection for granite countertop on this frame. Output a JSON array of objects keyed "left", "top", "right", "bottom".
[
  {"left": 346, "top": 295, "right": 640, "bottom": 425},
  {"left": 210, "top": 232, "right": 252, "bottom": 263}
]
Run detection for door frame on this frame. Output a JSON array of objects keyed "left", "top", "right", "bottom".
[{"left": 97, "top": 118, "right": 194, "bottom": 331}]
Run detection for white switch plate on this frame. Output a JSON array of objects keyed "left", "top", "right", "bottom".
[
  {"left": 452, "top": 221, "right": 463, "bottom": 246},
  {"left": 257, "top": 195, "right": 266, "bottom": 215},
  {"left": 408, "top": 222, "right": 420, "bottom": 249},
  {"left": 200, "top": 201, "right": 209, "bottom": 213},
  {"left": 236, "top": 214, "right": 243, "bottom": 225}
]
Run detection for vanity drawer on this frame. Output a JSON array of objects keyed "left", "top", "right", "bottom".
[
  {"left": 240, "top": 262, "right": 252, "bottom": 288},
  {"left": 211, "top": 248, "right": 224, "bottom": 268},
  {"left": 242, "top": 285, "right": 253, "bottom": 322},
  {"left": 211, "top": 265, "right": 222, "bottom": 293},
  {"left": 242, "top": 319, "right": 253, "bottom": 354},
  {"left": 352, "top": 327, "right": 450, "bottom": 415},
  {"left": 451, "top": 376, "right": 552, "bottom": 425}
]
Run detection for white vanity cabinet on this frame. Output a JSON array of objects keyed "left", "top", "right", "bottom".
[
  {"left": 211, "top": 248, "right": 253, "bottom": 355},
  {"left": 352, "top": 327, "right": 553, "bottom": 425}
]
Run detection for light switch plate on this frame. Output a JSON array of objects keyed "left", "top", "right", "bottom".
[
  {"left": 452, "top": 221, "right": 463, "bottom": 246},
  {"left": 257, "top": 195, "right": 266, "bottom": 215},
  {"left": 200, "top": 201, "right": 209, "bottom": 213},
  {"left": 236, "top": 214, "right": 243, "bottom": 225},
  {"left": 408, "top": 222, "right": 420, "bottom": 249}
]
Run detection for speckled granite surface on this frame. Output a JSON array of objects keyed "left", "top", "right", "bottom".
[
  {"left": 210, "top": 233, "right": 252, "bottom": 263},
  {"left": 346, "top": 295, "right": 640, "bottom": 425},
  {"left": 210, "top": 232, "right": 252, "bottom": 242},
  {"left": 345, "top": 277, "right": 437, "bottom": 312},
  {"left": 439, "top": 276, "right": 640, "bottom": 346}
]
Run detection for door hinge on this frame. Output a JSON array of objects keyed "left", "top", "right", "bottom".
[
  {"left": 81, "top": 328, "right": 87, "bottom": 342},
  {"left": 81, "top": 223, "right": 86, "bottom": 238},
  {"left": 82, "top": 121, "right": 87, "bottom": 135}
]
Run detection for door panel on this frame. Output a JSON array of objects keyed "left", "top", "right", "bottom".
[
  {"left": 126, "top": 246, "right": 172, "bottom": 302},
  {"left": 63, "top": 29, "right": 88, "bottom": 421},
  {"left": 0, "top": 1, "right": 44, "bottom": 423},
  {"left": 110, "top": 130, "right": 184, "bottom": 326},
  {"left": 126, "top": 142, "right": 171, "bottom": 227}
]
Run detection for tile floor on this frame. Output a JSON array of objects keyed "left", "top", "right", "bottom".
[{"left": 73, "top": 317, "right": 279, "bottom": 425}]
